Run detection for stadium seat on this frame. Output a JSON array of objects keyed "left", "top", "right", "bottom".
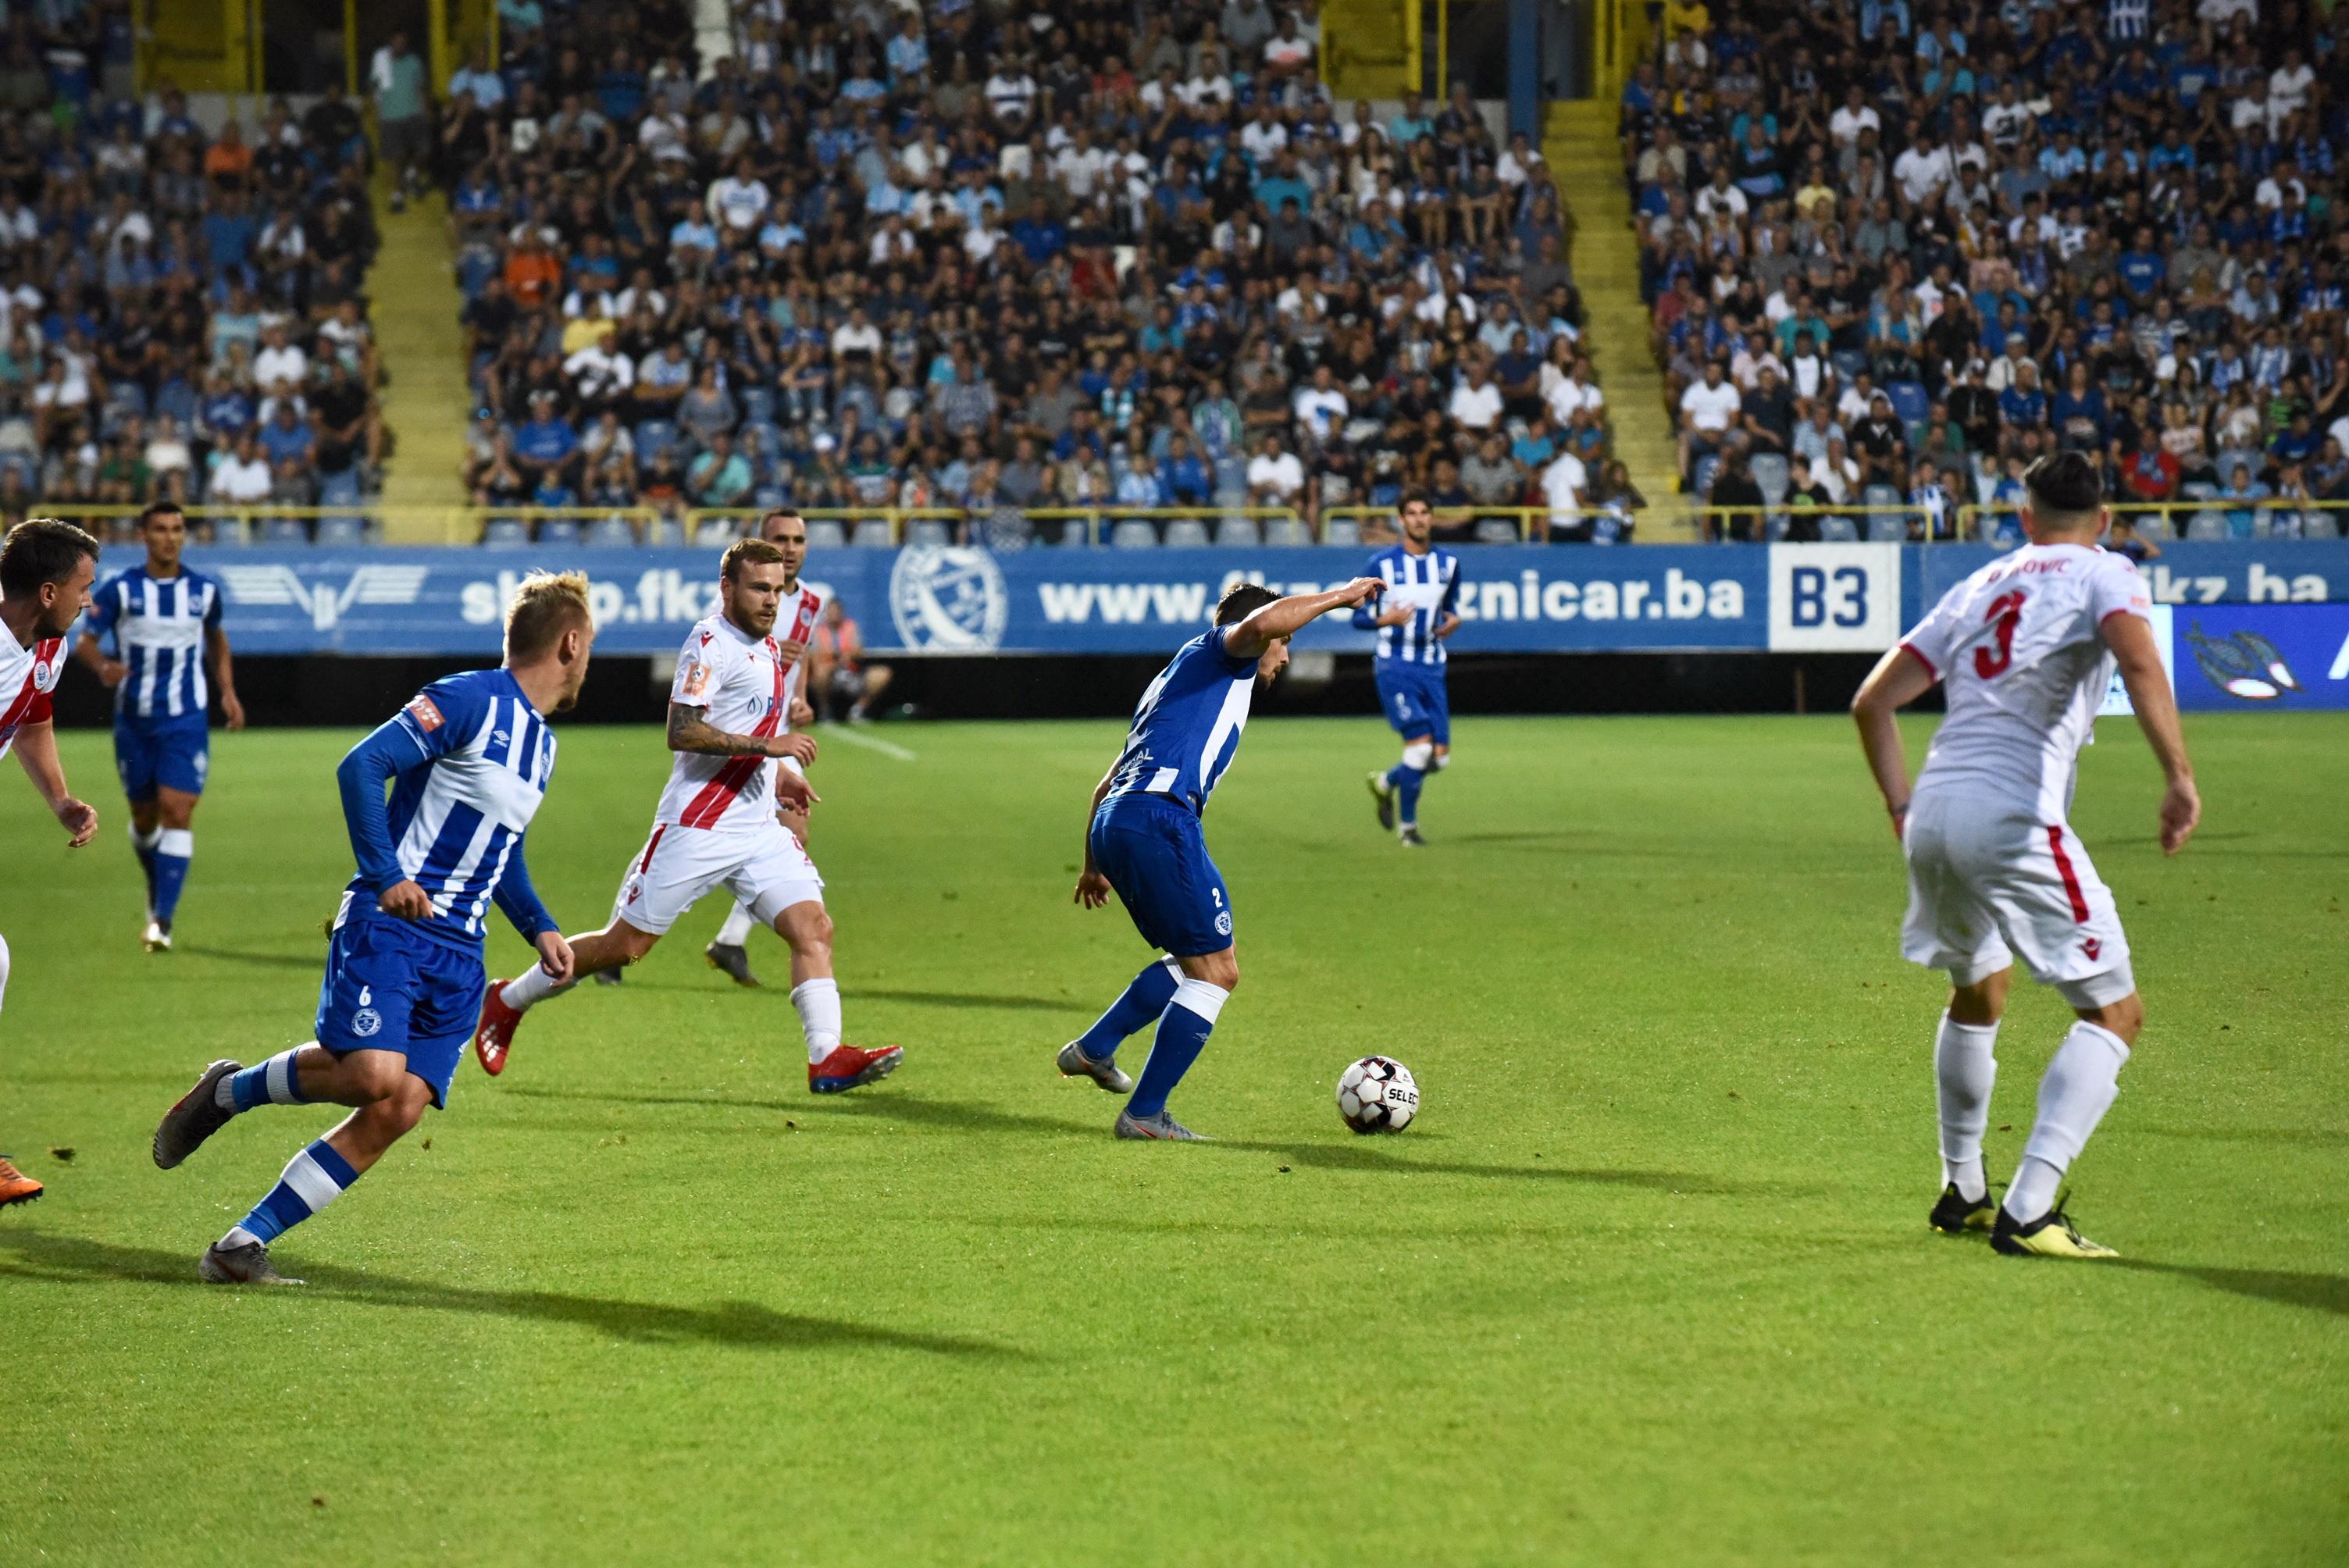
[
  {"left": 2181, "top": 481, "right": 2219, "bottom": 502},
  {"left": 740, "top": 420, "right": 784, "bottom": 461},
  {"left": 1691, "top": 453, "right": 1721, "bottom": 499},
  {"left": 319, "top": 470, "right": 364, "bottom": 507},
  {"left": 1323, "top": 519, "right": 1361, "bottom": 547},
  {"left": 1750, "top": 453, "right": 1790, "bottom": 505},
  {"left": 740, "top": 387, "right": 777, "bottom": 426},
  {"left": 1163, "top": 518, "right": 1210, "bottom": 547},
  {"left": 315, "top": 515, "right": 367, "bottom": 547},
  {"left": 804, "top": 519, "right": 847, "bottom": 548},
  {"left": 1110, "top": 519, "right": 1158, "bottom": 548},
  {"left": 1885, "top": 382, "right": 1930, "bottom": 426},
  {"left": 1215, "top": 517, "right": 1263, "bottom": 547},
  {"left": 583, "top": 517, "right": 637, "bottom": 547},
  {"left": 258, "top": 518, "right": 308, "bottom": 545},
  {"left": 481, "top": 519, "right": 529, "bottom": 548},
  {"left": 695, "top": 517, "right": 744, "bottom": 547},
  {"left": 206, "top": 518, "right": 251, "bottom": 547},
  {"left": 905, "top": 519, "right": 953, "bottom": 547},
  {"left": 1817, "top": 515, "right": 1860, "bottom": 543},
  {"left": 536, "top": 519, "right": 581, "bottom": 545},
  {"left": 1866, "top": 512, "right": 1909, "bottom": 543},
  {"left": 851, "top": 519, "right": 894, "bottom": 548},
  {"left": 635, "top": 420, "right": 682, "bottom": 461},
  {"left": 2186, "top": 509, "right": 2230, "bottom": 541},
  {"left": 646, "top": 516, "right": 686, "bottom": 547},
  {"left": 2304, "top": 512, "right": 2342, "bottom": 539},
  {"left": 1263, "top": 519, "right": 1313, "bottom": 547},
  {"left": 1473, "top": 519, "right": 1521, "bottom": 544}
]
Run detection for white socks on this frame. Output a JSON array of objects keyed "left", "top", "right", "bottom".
[
  {"left": 715, "top": 903, "right": 757, "bottom": 947},
  {"left": 2005, "top": 1021, "right": 2131, "bottom": 1221},
  {"left": 1934, "top": 1014, "right": 2000, "bottom": 1201},
  {"left": 792, "top": 977, "right": 842, "bottom": 1064},
  {"left": 501, "top": 964, "right": 573, "bottom": 1010}
]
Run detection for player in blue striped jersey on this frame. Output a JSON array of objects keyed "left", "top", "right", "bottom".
[
  {"left": 1356, "top": 494, "right": 1461, "bottom": 847},
  {"left": 1063, "top": 574, "right": 1385, "bottom": 1140},
  {"left": 73, "top": 501, "right": 245, "bottom": 951},
  {"left": 151, "top": 572, "right": 594, "bottom": 1285}
]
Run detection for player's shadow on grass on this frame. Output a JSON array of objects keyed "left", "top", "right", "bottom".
[
  {"left": 1214, "top": 1138, "right": 1741, "bottom": 1190},
  {"left": 2114, "top": 1258, "right": 2349, "bottom": 1319},
  {"left": 850, "top": 988, "right": 1091, "bottom": 1014},
  {"left": 502, "top": 1085, "right": 1097, "bottom": 1139},
  {"left": 0, "top": 1231, "right": 1020, "bottom": 1356},
  {"left": 175, "top": 944, "right": 324, "bottom": 970}
]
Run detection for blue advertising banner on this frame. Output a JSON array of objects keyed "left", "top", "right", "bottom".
[
  {"left": 84, "top": 540, "right": 2349, "bottom": 659},
  {"left": 2168, "top": 604, "right": 2349, "bottom": 711},
  {"left": 88, "top": 545, "right": 1771, "bottom": 657}
]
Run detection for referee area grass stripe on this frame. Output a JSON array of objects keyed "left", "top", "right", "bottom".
[{"left": 820, "top": 725, "right": 917, "bottom": 762}]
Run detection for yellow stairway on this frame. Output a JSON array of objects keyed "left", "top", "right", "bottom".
[
  {"left": 369, "top": 183, "right": 472, "bottom": 538},
  {"left": 1544, "top": 98, "right": 1691, "bottom": 540}
]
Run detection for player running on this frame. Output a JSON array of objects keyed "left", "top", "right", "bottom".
[
  {"left": 1066, "top": 575, "right": 1386, "bottom": 1139},
  {"left": 1, "top": 519, "right": 103, "bottom": 1208},
  {"left": 151, "top": 572, "right": 594, "bottom": 1285},
  {"left": 472, "top": 537, "right": 902, "bottom": 1095},
  {"left": 1850, "top": 452, "right": 2199, "bottom": 1260},
  {"left": 73, "top": 500, "right": 247, "bottom": 951},
  {"left": 1358, "top": 494, "right": 1459, "bottom": 847}
]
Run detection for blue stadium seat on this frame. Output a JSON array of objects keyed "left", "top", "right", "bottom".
[
  {"left": 258, "top": 517, "right": 308, "bottom": 545},
  {"left": 536, "top": 519, "right": 581, "bottom": 545},
  {"left": 1110, "top": 519, "right": 1157, "bottom": 548},
  {"left": 851, "top": 519, "right": 893, "bottom": 548},
  {"left": 634, "top": 420, "right": 682, "bottom": 461},
  {"left": 315, "top": 515, "right": 367, "bottom": 547},
  {"left": 1323, "top": 519, "right": 1361, "bottom": 547},
  {"left": 904, "top": 519, "right": 953, "bottom": 547},
  {"left": 740, "top": 420, "right": 785, "bottom": 460},
  {"left": 1886, "top": 382, "right": 1930, "bottom": 426},
  {"left": 481, "top": 518, "right": 529, "bottom": 547},
  {"left": 2185, "top": 509, "right": 2230, "bottom": 541},
  {"left": 1749, "top": 453, "right": 1790, "bottom": 505},
  {"left": 1473, "top": 519, "right": 1521, "bottom": 544},
  {"left": 1262, "top": 519, "right": 1311, "bottom": 547},
  {"left": 2303, "top": 511, "right": 2342, "bottom": 539},
  {"left": 1162, "top": 518, "right": 1210, "bottom": 547},
  {"left": 583, "top": 516, "right": 637, "bottom": 547},
  {"left": 740, "top": 387, "right": 777, "bottom": 426},
  {"left": 804, "top": 519, "right": 847, "bottom": 549},
  {"left": 1816, "top": 515, "right": 1859, "bottom": 543},
  {"left": 646, "top": 516, "right": 686, "bottom": 547},
  {"left": 1866, "top": 513, "right": 1908, "bottom": 543},
  {"left": 694, "top": 516, "right": 743, "bottom": 547},
  {"left": 319, "top": 470, "right": 364, "bottom": 506},
  {"left": 1215, "top": 517, "right": 1262, "bottom": 547}
]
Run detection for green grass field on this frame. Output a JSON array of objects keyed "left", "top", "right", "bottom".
[{"left": 3, "top": 711, "right": 2344, "bottom": 1564}]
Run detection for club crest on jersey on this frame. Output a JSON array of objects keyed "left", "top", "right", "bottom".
[
  {"left": 405, "top": 694, "right": 445, "bottom": 732},
  {"left": 681, "top": 659, "right": 711, "bottom": 699}
]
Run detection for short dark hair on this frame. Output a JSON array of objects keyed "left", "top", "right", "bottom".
[
  {"left": 1214, "top": 581, "right": 1279, "bottom": 626},
  {"left": 1397, "top": 490, "right": 1431, "bottom": 514},
  {"left": 139, "top": 500, "right": 186, "bottom": 529},
  {"left": 0, "top": 517, "right": 100, "bottom": 600},
  {"left": 2023, "top": 451, "right": 2102, "bottom": 518},
  {"left": 757, "top": 508, "right": 805, "bottom": 541}
]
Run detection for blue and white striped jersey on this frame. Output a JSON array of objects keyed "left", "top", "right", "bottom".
[
  {"left": 1103, "top": 626, "right": 1260, "bottom": 815},
  {"left": 1354, "top": 544, "right": 1461, "bottom": 666},
  {"left": 85, "top": 566, "right": 223, "bottom": 725},
  {"left": 337, "top": 668, "right": 558, "bottom": 950}
]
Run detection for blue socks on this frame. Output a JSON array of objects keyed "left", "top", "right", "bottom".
[
  {"left": 224, "top": 1138, "right": 360, "bottom": 1247},
  {"left": 1075, "top": 958, "right": 1181, "bottom": 1062},
  {"left": 131, "top": 823, "right": 161, "bottom": 911},
  {"left": 1127, "top": 978, "right": 1228, "bottom": 1119},
  {"left": 1385, "top": 761, "right": 1425, "bottom": 827},
  {"left": 226, "top": 1049, "right": 312, "bottom": 1113},
  {"left": 153, "top": 829, "right": 193, "bottom": 922}
]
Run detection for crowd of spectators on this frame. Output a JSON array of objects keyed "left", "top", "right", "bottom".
[
  {"left": 1629, "top": 0, "right": 2349, "bottom": 543},
  {"left": 0, "top": 5, "right": 392, "bottom": 539},
  {"left": 448, "top": 0, "right": 1623, "bottom": 544}
]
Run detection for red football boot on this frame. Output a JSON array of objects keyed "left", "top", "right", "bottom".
[
  {"left": 0, "top": 1155, "right": 43, "bottom": 1209},
  {"left": 474, "top": 983, "right": 524, "bottom": 1077},
  {"left": 808, "top": 1042, "right": 904, "bottom": 1093}
]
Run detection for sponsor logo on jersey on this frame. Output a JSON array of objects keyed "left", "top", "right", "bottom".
[
  {"left": 405, "top": 694, "right": 445, "bottom": 732},
  {"left": 889, "top": 546, "right": 1008, "bottom": 651},
  {"left": 680, "top": 658, "right": 711, "bottom": 699}
]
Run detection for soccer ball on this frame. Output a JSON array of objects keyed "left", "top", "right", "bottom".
[{"left": 1336, "top": 1056, "right": 1419, "bottom": 1134}]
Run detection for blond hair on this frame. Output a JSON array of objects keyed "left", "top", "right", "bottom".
[
  {"left": 504, "top": 570, "right": 593, "bottom": 660},
  {"left": 721, "top": 536, "right": 789, "bottom": 580}
]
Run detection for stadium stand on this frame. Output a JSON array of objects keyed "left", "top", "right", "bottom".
[
  {"left": 1625, "top": 0, "right": 2349, "bottom": 542},
  {"left": 0, "top": 16, "right": 394, "bottom": 543},
  {"left": 434, "top": 0, "right": 1613, "bottom": 544}
]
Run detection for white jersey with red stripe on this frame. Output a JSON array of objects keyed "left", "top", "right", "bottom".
[
  {"left": 0, "top": 620, "right": 64, "bottom": 762},
  {"left": 654, "top": 591, "right": 821, "bottom": 832},
  {"left": 1898, "top": 542, "right": 2151, "bottom": 822}
]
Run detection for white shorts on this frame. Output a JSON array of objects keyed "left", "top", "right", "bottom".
[
  {"left": 1900, "top": 790, "right": 2135, "bottom": 1009},
  {"left": 615, "top": 821, "right": 824, "bottom": 937}
]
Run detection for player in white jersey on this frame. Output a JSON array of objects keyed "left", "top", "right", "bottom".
[
  {"left": 473, "top": 536, "right": 905, "bottom": 1094},
  {"left": 1851, "top": 453, "right": 2199, "bottom": 1260},
  {"left": 0, "top": 519, "right": 103, "bottom": 1208}
]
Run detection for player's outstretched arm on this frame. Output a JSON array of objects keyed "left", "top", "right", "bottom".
[
  {"left": 70, "top": 629, "right": 126, "bottom": 687},
  {"left": 14, "top": 720, "right": 96, "bottom": 846},
  {"left": 1224, "top": 577, "right": 1386, "bottom": 661},
  {"left": 493, "top": 839, "right": 573, "bottom": 982},
  {"left": 2102, "top": 611, "right": 2200, "bottom": 854},
  {"left": 1849, "top": 644, "right": 1937, "bottom": 839},
  {"left": 666, "top": 700, "right": 800, "bottom": 759}
]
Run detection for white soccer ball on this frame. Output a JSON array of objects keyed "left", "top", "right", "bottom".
[{"left": 1336, "top": 1056, "right": 1419, "bottom": 1134}]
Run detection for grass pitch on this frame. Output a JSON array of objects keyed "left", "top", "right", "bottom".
[{"left": 3, "top": 711, "right": 2345, "bottom": 1564}]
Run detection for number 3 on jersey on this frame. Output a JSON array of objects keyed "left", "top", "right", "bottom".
[{"left": 1973, "top": 590, "right": 2026, "bottom": 678}]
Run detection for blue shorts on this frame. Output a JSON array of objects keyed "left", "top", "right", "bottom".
[
  {"left": 1089, "top": 793, "right": 1235, "bottom": 958},
  {"left": 314, "top": 917, "right": 484, "bottom": 1109},
  {"left": 1374, "top": 663, "right": 1449, "bottom": 746},
  {"left": 114, "top": 720, "right": 209, "bottom": 799}
]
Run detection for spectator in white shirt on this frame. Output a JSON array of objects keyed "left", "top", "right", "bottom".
[
  {"left": 253, "top": 324, "right": 308, "bottom": 391},
  {"left": 1893, "top": 131, "right": 1953, "bottom": 205},
  {"left": 1678, "top": 359, "right": 1744, "bottom": 478},
  {"left": 1246, "top": 431, "right": 1306, "bottom": 504},
  {"left": 1448, "top": 362, "right": 1504, "bottom": 431},
  {"left": 1540, "top": 449, "right": 1588, "bottom": 541},
  {"left": 1292, "top": 365, "right": 1349, "bottom": 441}
]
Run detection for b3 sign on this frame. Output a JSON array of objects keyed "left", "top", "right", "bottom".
[{"left": 1767, "top": 543, "right": 1903, "bottom": 651}]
